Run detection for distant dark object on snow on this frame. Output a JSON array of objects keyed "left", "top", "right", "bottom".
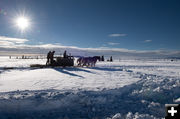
[
  {"left": 107, "top": 56, "right": 113, "bottom": 62},
  {"left": 110, "top": 56, "right": 113, "bottom": 62},
  {"left": 101, "top": 55, "right": 104, "bottom": 61}
]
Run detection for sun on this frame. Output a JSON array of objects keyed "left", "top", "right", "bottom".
[{"left": 16, "top": 17, "right": 30, "bottom": 31}]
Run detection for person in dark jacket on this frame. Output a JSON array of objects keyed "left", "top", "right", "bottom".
[
  {"left": 63, "top": 50, "right": 67, "bottom": 58},
  {"left": 50, "top": 51, "right": 55, "bottom": 65},
  {"left": 46, "top": 51, "right": 51, "bottom": 65}
]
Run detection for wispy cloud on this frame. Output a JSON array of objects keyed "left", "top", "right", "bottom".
[
  {"left": 0, "top": 36, "right": 28, "bottom": 44},
  {"left": 108, "top": 33, "right": 127, "bottom": 37},
  {"left": 0, "top": 36, "right": 179, "bottom": 58},
  {"left": 0, "top": 36, "right": 29, "bottom": 48},
  {"left": 107, "top": 42, "right": 120, "bottom": 45},
  {"left": 144, "top": 40, "right": 152, "bottom": 43},
  {"left": 0, "top": 41, "right": 15, "bottom": 46},
  {"left": 1, "top": 43, "right": 179, "bottom": 59}
]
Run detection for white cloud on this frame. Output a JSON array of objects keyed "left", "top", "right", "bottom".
[
  {"left": 144, "top": 40, "right": 152, "bottom": 43},
  {"left": 0, "top": 36, "right": 28, "bottom": 44},
  {"left": 0, "top": 41, "right": 15, "bottom": 46},
  {"left": 107, "top": 42, "right": 120, "bottom": 45},
  {"left": 108, "top": 34, "right": 127, "bottom": 37},
  {"left": 0, "top": 36, "right": 179, "bottom": 58},
  {"left": 1, "top": 43, "right": 179, "bottom": 59}
]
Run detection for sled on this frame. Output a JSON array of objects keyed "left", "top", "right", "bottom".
[{"left": 30, "top": 56, "right": 74, "bottom": 68}]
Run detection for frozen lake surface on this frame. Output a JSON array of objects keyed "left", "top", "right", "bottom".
[{"left": 0, "top": 56, "right": 180, "bottom": 119}]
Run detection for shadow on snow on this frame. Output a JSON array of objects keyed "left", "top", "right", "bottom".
[{"left": 53, "top": 68, "right": 84, "bottom": 78}]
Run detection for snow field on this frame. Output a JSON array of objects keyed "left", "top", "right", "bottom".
[{"left": 0, "top": 57, "right": 180, "bottom": 119}]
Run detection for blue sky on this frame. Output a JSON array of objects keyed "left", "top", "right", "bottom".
[{"left": 0, "top": 0, "right": 180, "bottom": 53}]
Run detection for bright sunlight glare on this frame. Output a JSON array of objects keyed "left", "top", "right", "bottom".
[{"left": 16, "top": 17, "right": 29, "bottom": 30}]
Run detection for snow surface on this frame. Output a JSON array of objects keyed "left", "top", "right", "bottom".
[
  {"left": 0, "top": 56, "right": 180, "bottom": 119},
  {"left": 0, "top": 57, "right": 140, "bottom": 92}
]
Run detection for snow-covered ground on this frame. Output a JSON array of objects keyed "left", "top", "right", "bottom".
[{"left": 0, "top": 56, "right": 180, "bottom": 119}]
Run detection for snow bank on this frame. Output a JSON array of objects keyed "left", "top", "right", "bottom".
[{"left": 107, "top": 112, "right": 160, "bottom": 119}]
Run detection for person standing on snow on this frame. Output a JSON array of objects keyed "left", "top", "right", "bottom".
[
  {"left": 46, "top": 51, "right": 51, "bottom": 65},
  {"left": 50, "top": 51, "right": 55, "bottom": 65},
  {"left": 63, "top": 50, "right": 67, "bottom": 58}
]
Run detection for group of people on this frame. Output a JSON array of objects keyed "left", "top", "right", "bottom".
[
  {"left": 46, "top": 51, "right": 55, "bottom": 65},
  {"left": 46, "top": 50, "right": 69, "bottom": 65}
]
